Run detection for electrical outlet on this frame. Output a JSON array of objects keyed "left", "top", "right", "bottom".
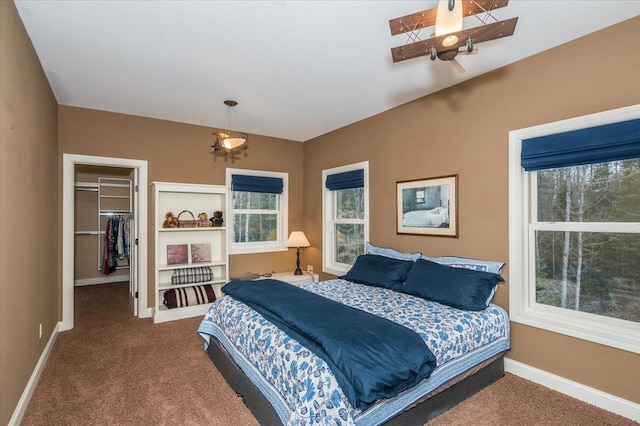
[
  {"left": 39, "top": 323, "right": 43, "bottom": 340},
  {"left": 307, "top": 265, "right": 313, "bottom": 273}
]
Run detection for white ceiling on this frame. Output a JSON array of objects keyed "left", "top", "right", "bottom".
[{"left": 15, "top": 1, "right": 640, "bottom": 142}]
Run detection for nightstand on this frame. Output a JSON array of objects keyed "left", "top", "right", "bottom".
[{"left": 270, "top": 271, "right": 319, "bottom": 287}]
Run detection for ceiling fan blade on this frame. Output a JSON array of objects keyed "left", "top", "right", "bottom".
[
  {"left": 389, "top": 8, "right": 437, "bottom": 36},
  {"left": 463, "top": 0, "right": 511, "bottom": 18},
  {"left": 470, "top": 16, "right": 518, "bottom": 44},
  {"left": 450, "top": 58, "right": 466, "bottom": 73},
  {"left": 390, "top": 17, "right": 517, "bottom": 63},
  {"left": 389, "top": 0, "right": 510, "bottom": 36}
]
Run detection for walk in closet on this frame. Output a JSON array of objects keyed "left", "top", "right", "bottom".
[{"left": 74, "top": 166, "right": 133, "bottom": 286}]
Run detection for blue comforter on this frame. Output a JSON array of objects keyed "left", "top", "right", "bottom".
[{"left": 222, "top": 279, "right": 437, "bottom": 409}]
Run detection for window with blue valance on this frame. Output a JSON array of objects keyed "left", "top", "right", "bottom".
[
  {"left": 231, "top": 174, "right": 284, "bottom": 194},
  {"left": 325, "top": 169, "right": 364, "bottom": 191},
  {"left": 521, "top": 118, "right": 640, "bottom": 171}
]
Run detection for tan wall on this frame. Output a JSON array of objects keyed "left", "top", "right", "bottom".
[
  {"left": 0, "top": 2, "right": 59, "bottom": 424},
  {"left": 303, "top": 17, "right": 640, "bottom": 403},
  {"left": 58, "top": 106, "right": 306, "bottom": 307}
]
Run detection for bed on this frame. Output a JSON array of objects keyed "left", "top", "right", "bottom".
[
  {"left": 197, "top": 251, "right": 510, "bottom": 425},
  {"left": 402, "top": 207, "right": 449, "bottom": 228}
]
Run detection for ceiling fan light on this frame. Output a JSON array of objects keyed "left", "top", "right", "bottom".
[
  {"left": 442, "top": 35, "right": 459, "bottom": 47},
  {"left": 435, "top": 0, "right": 463, "bottom": 36}
]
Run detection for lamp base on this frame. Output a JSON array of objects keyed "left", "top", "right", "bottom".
[{"left": 294, "top": 248, "right": 303, "bottom": 275}]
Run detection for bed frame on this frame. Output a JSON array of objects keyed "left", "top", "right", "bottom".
[{"left": 208, "top": 337, "right": 506, "bottom": 425}]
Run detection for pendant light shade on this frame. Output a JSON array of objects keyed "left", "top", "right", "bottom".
[{"left": 212, "top": 100, "right": 248, "bottom": 160}]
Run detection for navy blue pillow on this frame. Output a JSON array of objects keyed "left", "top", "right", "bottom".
[
  {"left": 340, "top": 254, "right": 414, "bottom": 290},
  {"left": 402, "top": 259, "right": 505, "bottom": 311}
]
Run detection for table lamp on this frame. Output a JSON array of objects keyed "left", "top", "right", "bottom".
[{"left": 286, "top": 231, "right": 310, "bottom": 275}]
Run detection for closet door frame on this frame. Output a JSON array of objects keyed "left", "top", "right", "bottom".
[{"left": 62, "top": 154, "right": 149, "bottom": 331}]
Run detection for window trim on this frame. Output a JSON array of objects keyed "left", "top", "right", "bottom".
[
  {"left": 322, "top": 161, "right": 369, "bottom": 276},
  {"left": 226, "top": 168, "right": 288, "bottom": 255},
  {"left": 509, "top": 104, "right": 640, "bottom": 354}
]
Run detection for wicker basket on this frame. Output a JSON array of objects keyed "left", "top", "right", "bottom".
[{"left": 177, "top": 210, "right": 197, "bottom": 228}]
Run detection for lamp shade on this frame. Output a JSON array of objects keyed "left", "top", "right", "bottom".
[
  {"left": 287, "top": 231, "right": 310, "bottom": 248},
  {"left": 222, "top": 136, "right": 247, "bottom": 150}
]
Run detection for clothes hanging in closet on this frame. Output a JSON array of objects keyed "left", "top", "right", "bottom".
[{"left": 103, "top": 215, "right": 130, "bottom": 275}]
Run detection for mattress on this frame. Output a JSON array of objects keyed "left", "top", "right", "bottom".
[{"left": 198, "top": 279, "right": 510, "bottom": 425}]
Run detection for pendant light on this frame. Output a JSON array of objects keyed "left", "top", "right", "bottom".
[{"left": 212, "top": 100, "right": 248, "bottom": 160}]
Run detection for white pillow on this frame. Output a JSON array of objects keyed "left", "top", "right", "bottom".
[
  {"left": 365, "top": 242, "right": 422, "bottom": 262},
  {"left": 419, "top": 255, "right": 505, "bottom": 274}
]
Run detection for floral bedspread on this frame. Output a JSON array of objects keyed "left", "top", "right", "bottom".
[{"left": 197, "top": 279, "right": 510, "bottom": 426}]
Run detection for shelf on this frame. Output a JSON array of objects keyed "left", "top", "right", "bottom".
[
  {"left": 158, "top": 280, "right": 226, "bottom": 291},
  {"left": 100, "top": 183, "right": 131, "bottom": 188},
  {"left": 74, "top": 231, "right": 104, "bottom": 236},
  {"left": 158, "top": 226, "right": 226, "bottom": 232},
  {"left": 75, "top": 181, "right": 131, "bottom": 189},
  {"left": 75, "top": 182, "right": 98, "bottom": 190},
  {"left": 154, "top": 303, "right": 212, "bottom": 323},
  {"left": 158, "top": 261, "right": 226, "bottom": 272}
]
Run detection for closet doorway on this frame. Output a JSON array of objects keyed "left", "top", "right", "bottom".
[{"left": 62, "top": 154, "right": 148, "bottom": 331}]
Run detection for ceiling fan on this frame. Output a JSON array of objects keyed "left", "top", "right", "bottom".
[{"left": 389, "top": 0, "right": 518, "bottom": 73}]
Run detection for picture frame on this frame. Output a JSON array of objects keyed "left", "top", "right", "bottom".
[
  {"left": 190, "top": 243, "right": 212, "bottom": 264},
  {"left": 396, "top": 174, "right": 458, "bottom": 237},
  {"left": 167, "top": 244, "right": 189, "bottom": 265}
]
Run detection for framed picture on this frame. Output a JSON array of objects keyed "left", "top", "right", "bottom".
[
  {"left": 397, "top": 174, "right": 458, "bottom": 237},
  {"left": 167, "top": 244, "right": 189, "bottom": 265},
  {"left": 191, "top": 243, "right": 212, "bottom": 263}
]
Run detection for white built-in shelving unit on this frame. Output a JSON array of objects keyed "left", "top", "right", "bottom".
[{"left": 152, "top": 182, "right": 228, "bottom": 323}]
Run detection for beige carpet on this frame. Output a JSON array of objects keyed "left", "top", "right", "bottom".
[{"left": 21, "top": 282, "right": 636, "bottom": 425}]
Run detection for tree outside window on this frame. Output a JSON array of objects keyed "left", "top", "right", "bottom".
[
  {"left": 323, "top": 162, "right": 369, "bottom": 275},
  {"left": 509, "top": 107, "right": 640, "bottom": 353},
  {"left": 534, "top": 159, "right": 640, "bottom": 324}
]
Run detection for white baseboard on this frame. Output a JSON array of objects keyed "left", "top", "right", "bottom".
[
  {"left": 504, "top": 357, "right": 640, "bottom": 422},
  {"left": 9, "top": 322, "right": 60, "bottom": 426}
]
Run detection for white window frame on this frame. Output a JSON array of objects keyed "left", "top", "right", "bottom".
[
  {"left": 322, "top": 161, "right": 369, "bottom": 276},
  {"left": 226, "top": 168, "right": 288, "bottom": 255},
  {"left": 508, "top": 104, "right": 640, "bottom": 354}
]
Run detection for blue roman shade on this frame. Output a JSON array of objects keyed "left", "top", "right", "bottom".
[
  {"left": 521, "top": 118, "right": 640, "bottom": 171},
  {"left": 231, "top": 174, "right": 283, "bottom": 194},
  {"left": 325, "top": 169, "right": 364, "bottom": 191}
]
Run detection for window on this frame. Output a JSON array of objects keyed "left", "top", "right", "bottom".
[
  {"left": 509, "top": 106, "right": 640, "bottom": 354},
  {"left": 322, "top": 162, "right": 369, "bottom": 275},
  {"left": 227, "top": 169, "right": 288, "bottom": 254}
]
